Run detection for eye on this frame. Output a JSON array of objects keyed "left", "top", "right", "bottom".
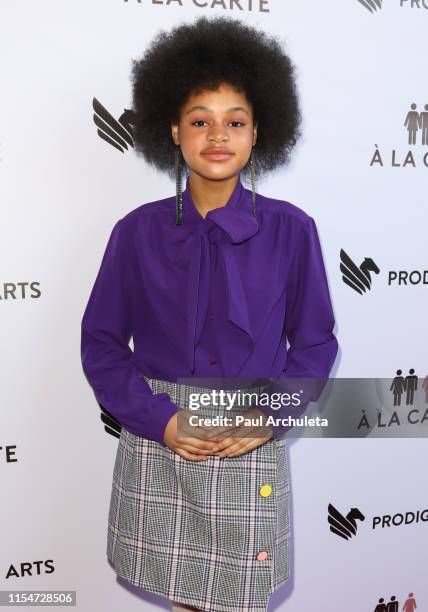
[{"left": 191, "top": 119, "right": 246, "bottom": 127}]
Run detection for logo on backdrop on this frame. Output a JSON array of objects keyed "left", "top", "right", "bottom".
[
  {"left": 92, "top": 98, "right": 135, "bottom": 154},
  {"left": 358, "top": 0, "right": 428, "bottom": 12},
  {"left": 390, "top": 369, "right": 418, "bottom": 407},
  {"left": 340, "top": 249, "right": 428, "bottom": 292},
  {"left": 339, "top": 249, "right": 380, "bottom": 294},
  {"left": 372, "top": 593, "right": 417, "bottom": 612},
  {"left": 370, "top": 103, "right": 428, "bottom": 168},
  {"left": 357, "top": 369, "right": 428, "bottom": 432},
  {"left": 328, "top": 503, "right": 365, "bottom": 540},
  {"left": 328, "top": 502, "right": 428, "bottom": 537},
  {"left": 404, "top": 103, "right": 428, "bottom": 146},
  {"left": 357, "top": 0, "right": 382, "bottom": 12}
]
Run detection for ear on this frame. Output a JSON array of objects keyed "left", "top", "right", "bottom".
[
  {"left": 253, "top": 123, "right": 258, "bottom": 146},
  {"left": 171, "top": 122, "right": 179, "bottom": 146}
]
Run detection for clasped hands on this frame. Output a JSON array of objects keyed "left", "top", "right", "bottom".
[{"left": 163, "top": 408, "right": 273, "bottom": 461}]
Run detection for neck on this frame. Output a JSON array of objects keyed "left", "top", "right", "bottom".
[{"left": 187, "top": 172, "right": 239, "bottom": 219}]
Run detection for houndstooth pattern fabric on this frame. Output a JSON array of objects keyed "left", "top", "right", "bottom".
[{"left": 106, "top": 375, "right": 291, "bottom": 612}]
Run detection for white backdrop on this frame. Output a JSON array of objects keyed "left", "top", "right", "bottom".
[{"left": 1, "top": 1, "right": 427, "bottom": 610}]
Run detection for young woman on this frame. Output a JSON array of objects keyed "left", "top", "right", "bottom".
[{"left": 81, "top": 15, "right": 338, "bottom": 612}]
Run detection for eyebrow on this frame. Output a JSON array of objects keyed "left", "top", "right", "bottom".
[{"left": 185, "top": 105, "right": 250, "bottom": 117}]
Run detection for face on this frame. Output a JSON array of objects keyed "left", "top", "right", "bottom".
[{"left": 171, "top": 82, "right": 257, "bottom": 181}]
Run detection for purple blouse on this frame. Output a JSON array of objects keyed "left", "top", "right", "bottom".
[{"left": 80, "top": 173, "right": 338, "bottom": 445}]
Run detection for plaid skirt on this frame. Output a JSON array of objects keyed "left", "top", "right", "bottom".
[{"left": 106, "top": 375, "right": 291, "bottom": 612}]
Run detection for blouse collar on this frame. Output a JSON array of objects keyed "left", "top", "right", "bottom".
[
  {"left": 181, "top": 172, "right": 258, "bottom": 244},
  {"left": 182, "top": 172, "right": 246, "bottom": 221}
]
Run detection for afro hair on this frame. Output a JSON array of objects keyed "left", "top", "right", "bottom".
[{"left": 130, "top": 15, "right": 302, "bottom": 183}]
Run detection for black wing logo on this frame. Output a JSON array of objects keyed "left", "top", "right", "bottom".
[
  {"left": 328, "top": 503, "right": 365, "bottom": 540},
  {"left": 340, "top": 248, "right": 380, "bottom": 294},
  {"left": 357, "top": 0, "right": 382, "bottom": 12},
  {"left": 92, "top": 97, "right": 136, "bottom": 153}
]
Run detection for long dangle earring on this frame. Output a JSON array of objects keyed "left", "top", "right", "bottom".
[
  {"left": 249, "top": 150, "right": 257, "bottom": 218},
  {"left": 175, "top": 145, "right": 183, "bottom": 225}
]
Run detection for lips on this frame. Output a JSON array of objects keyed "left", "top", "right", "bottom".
[{"left": 201, "top": 148, "right": 234, "bottom": 161}]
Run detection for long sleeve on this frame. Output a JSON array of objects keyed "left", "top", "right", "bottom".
[
  {"left": 80, "top": 218, "right": 180, "bottom": 445},
  {"left": 258, "top": 215, "right": 338, "bottom": 439}
]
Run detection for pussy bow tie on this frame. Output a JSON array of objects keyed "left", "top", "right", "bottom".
[{"left": 177, "top": 182, "right": 259, "bottom": 376}]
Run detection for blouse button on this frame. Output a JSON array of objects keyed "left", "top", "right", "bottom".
[
  {"left": 208, "top": 312, "right": 214, "bottom": 320},
  {"left": 259, "top": 484, "right": 272, "bottom": 497},
  {"left": 209, "top": 357, "right": 217, "bottom": 365},
  {"left": 256, "top": 550, "right": 268, "bottom": 561}
]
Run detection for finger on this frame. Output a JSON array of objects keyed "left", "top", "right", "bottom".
[
  {"left": 208, "top": 419, "right": 266, "bottom": 446},
  {"left": 217, "top": 438, "right": 258, "bottom": 458},
  {"left": 189, "top": 428, "right": 239, "bottom": 445},
  {"left": 177, "top": 442, "right": 219, "bottom": 455},
  {"left": 210, "top": 431, "right": 251, "bottom": 449},
  {"left": 214, "top": 426, "right": 266, "bottom": 455},
  {"left": 198, "top": 422, "right": 242, "bottom": 439},
  {"left": 216, "top": 439, "right": 246, "bottom": 457},
  {"left": 175, "top": 448, "right": 209, "bottom": 461},
  {"left": 220, "top": 423, "right": 271, "bottom": 446},
  {"left": 210, "top": 429, "right": 250, "bottom": 450},
  {"left": 176, "top": 436, "right": 222, "bottom": 453}
]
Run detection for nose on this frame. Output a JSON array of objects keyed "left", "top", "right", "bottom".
[{"left": 208, "top": 124, "right": 229, "bottom": 141}]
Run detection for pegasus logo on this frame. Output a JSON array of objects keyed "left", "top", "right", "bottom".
[
  {"left": 357, "top": 0, "right": 382, "bottom": 12},
  {"left": 92, "top": 97, "right": 136, "bottom": 153},
  {"left": 340, "top": 248, "right": 380, "bottom": 294},
  {"left": 328, "top": 503, "right": 365, "bottom": 540}
]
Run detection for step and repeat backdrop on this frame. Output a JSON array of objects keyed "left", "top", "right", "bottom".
[{"left": 1, "top": 1, "right": 426, "bottom": 610}]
